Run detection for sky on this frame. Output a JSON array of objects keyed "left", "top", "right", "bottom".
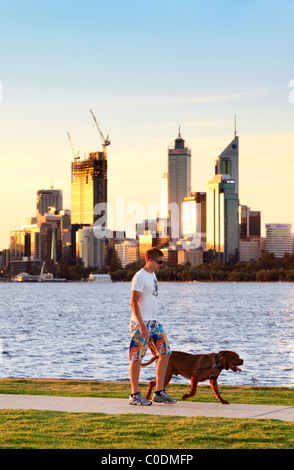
[{"left": 0, "top": 0, "right": 294, "bottom": 248}]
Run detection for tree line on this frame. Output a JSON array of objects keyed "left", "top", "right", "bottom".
[
  {"left": 108, "top": 251, "right": 294, "bottom": 283},
  {"left": 3, "top": 250, "right": 294, "bottom": 282}
]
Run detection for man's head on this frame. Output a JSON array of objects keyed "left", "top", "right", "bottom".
[{"left": 145, "top": 247, "right": 164, "bottom": 272}]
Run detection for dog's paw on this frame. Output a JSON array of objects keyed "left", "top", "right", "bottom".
[{"left": 182, "top": 394, "right": 190, "bottom": 400}]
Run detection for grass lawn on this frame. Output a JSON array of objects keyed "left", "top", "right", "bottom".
[{"left": 0, "top": 379, "right": 293, "bottom": 449}]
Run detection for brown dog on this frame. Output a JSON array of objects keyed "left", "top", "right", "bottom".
[{"left": 142, "top": 350, "right": 243, "bottom": 404}]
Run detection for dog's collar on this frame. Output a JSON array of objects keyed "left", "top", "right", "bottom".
[{"left": 213, "top": 353, "right": 223, "bottom": 369}]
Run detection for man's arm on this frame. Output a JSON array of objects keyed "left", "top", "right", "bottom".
[{"left": 130, "top": 290, "right": 149, "bottom": 339}]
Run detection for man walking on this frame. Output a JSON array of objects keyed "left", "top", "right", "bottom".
[{"left": 129, "top": 247, "right": 177, "bottom": 405}]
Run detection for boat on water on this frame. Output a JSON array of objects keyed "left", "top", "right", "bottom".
[{"left": 87, "top": 273, "right": 112, "bottom": 283}]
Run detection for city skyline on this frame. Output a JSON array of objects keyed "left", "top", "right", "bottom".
[{"left": 1, "top": 0, "right": 294, "bottom": 249}]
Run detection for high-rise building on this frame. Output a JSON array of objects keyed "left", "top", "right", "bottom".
[
  {"left": 240, "top": 206, "right": 261, "bottom": 239},
  {"left": 249, "top": 211, "right": 261, "bottom": 237},
  {"left": 71, "top": 151, "right": 107, "bottom": 226},
  {"left": 265, "top": 224, "right": 292, "bottom": 257},
  {"left": 115, "top": 240, "right": 138, "bottom": 267},
  {"left": 37, "top": 189, "right": 63, "bottom": 216},
  {"left": 168, "top": 129, "right": 191, "bottom": 238},
  {"left": 182, "top": 192, "right": 206, "bottom": 235},
  {"left": 139, "top": 231, "right": 153, "bottom": 261},
  {"left": 240, "top": 237, "right": 261, "bottom": 262},
  {"left": 206, "top": 174, "right": 239, "bottom": 263},
  {"left": 9, "top": 230, "right": 30, "bottom": 261},
  {"left": 76, "top": 226, "right": 105, "bottom": 268},
  {"left": 215, "top": 134, "right": 239, "bottom": 194}
]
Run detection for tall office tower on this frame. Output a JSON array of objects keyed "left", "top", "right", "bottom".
[
  {"left": 37, "top": 189, "right": 63, "bottom": 216},
  {"left": 206, "top": 174, "right": 239, "bottom": 263},
  {"left": 168, "top": 129, "right": 191, "bottom": 238},
  {"left": 215, "top": 134, "right": 239, "bottom": 194},
  {"left": 265, "top": 224, "right": 292, "bottom": 257},
  {"left": 71, "top": 151, "right": 107, "bottom": 226},
  {"left": 182, "top": 192, "right": 206, "bottom": 242}
]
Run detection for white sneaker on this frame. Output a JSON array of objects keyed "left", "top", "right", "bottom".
[
  {"left": 152, "top": 390, "right": 177, "bottom": 404},
  {"left": 128, "top": 392, "right": 152, "bottom": 406}
]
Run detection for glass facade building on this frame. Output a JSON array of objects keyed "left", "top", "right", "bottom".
[
  {"left": 214, "top": 136, "right": 239, "bottom": 194},
  {"left": 182, "top": 192, "right": 206, "bottom": 244},
  {"left": 206, "top": 175, "right": 239, "bottom": 263}
]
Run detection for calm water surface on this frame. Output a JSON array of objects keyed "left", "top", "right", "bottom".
[{"left": 1, "top": 282, "right": 293, "bottom": 388}]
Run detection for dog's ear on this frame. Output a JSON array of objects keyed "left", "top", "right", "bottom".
[{"left": 218, "top": 350, "right": 230, "bottom": 370}]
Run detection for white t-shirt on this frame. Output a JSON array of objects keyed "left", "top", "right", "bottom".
[{"left": 130, "top": 268, "right": 159, "bottom": 321}]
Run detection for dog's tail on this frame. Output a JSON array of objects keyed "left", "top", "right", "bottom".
[{"left": 141, "top": 356, "right": 159, "bottom": 367}]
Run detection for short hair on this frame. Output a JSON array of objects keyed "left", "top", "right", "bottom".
[{"left": 145, "top": 247, "right": 164, "bottom": 261}]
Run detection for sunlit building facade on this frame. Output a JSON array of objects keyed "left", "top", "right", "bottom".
[
  {"left": 182, "top": 192, "right": 206, "bottom": 244},
  {"left": 138, "top": 231, "right": 153, "bottom": 261},
  {"left": 71, "top": 152, "right": 107, "bottom": 226},
  {"left": 10, "top": 230, "right": 29, "bottom": 261},
  {"left": 206, "top": 174, "right": 239, "bottom": 263}
]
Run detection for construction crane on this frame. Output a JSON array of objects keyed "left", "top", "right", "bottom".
[
  {"left": 89, "top": 109, "right": 110, "bottom": 159},
  {"left": 67, "top": 132, "right": 80, "bottom": 161}
]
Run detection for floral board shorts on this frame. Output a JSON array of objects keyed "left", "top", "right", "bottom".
[{"left": 129, "top": 320, "right": 172, "bottom": 362}]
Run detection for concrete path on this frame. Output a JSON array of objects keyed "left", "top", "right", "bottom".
[{"left": 0, "top": 394, "right": 293, "bottom": 421}]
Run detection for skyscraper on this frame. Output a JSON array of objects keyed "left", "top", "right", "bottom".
[
  {"left": 168, "top": 129, "right": 191, "bottom": 237},
  {"left": 71, "top": 151, "right": 107, "bottom": 226},
  {"left": 206, "top": 174, "right": 239, "bottom": 263},
  {"left": 182, "top": 192, "right": 206, "bottom": 244},
  {"left": 37, "top": 189, "right": 63, "bottom": 216},
  {"left": 215, "top": 134, "right": 239, "bottom": 194}
]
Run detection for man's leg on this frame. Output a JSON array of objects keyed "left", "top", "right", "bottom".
[
  {"left": 150, "top": 322, "right": 177, "bottom": 404},
  {"left": 129, "top": 360, "right": 141, "bottom": 395},
  {"left": 129, "top": 357, "right": 152, "bottom": 406},
  {"left": 155, "top": 353, "right": 170, "bottom": 391}
]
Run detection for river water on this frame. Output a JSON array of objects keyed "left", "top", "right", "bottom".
[{"left": 0, "top": 282, "right": 293, "bottom": 388}]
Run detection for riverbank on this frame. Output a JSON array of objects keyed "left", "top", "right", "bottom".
[
  {"left": 2, "top": 251, "right": 294, "bottom": 282},
  {"left": 0, "top": 380, "right": 293, "bottom": 450},
  {"left": 1, "top": 378, "right": 293, "bottom": 405}
]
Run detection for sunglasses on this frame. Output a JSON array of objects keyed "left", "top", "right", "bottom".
[{"left": 152, "top": 259, "right": 164, "bottom": 265}]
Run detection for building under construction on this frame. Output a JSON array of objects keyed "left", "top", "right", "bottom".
[
  {"left": 71, "top": 151, "right": 107, "bottom": 226},
  {"left": 70, "top": 111, "right": 110, "bottom": 226}
]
